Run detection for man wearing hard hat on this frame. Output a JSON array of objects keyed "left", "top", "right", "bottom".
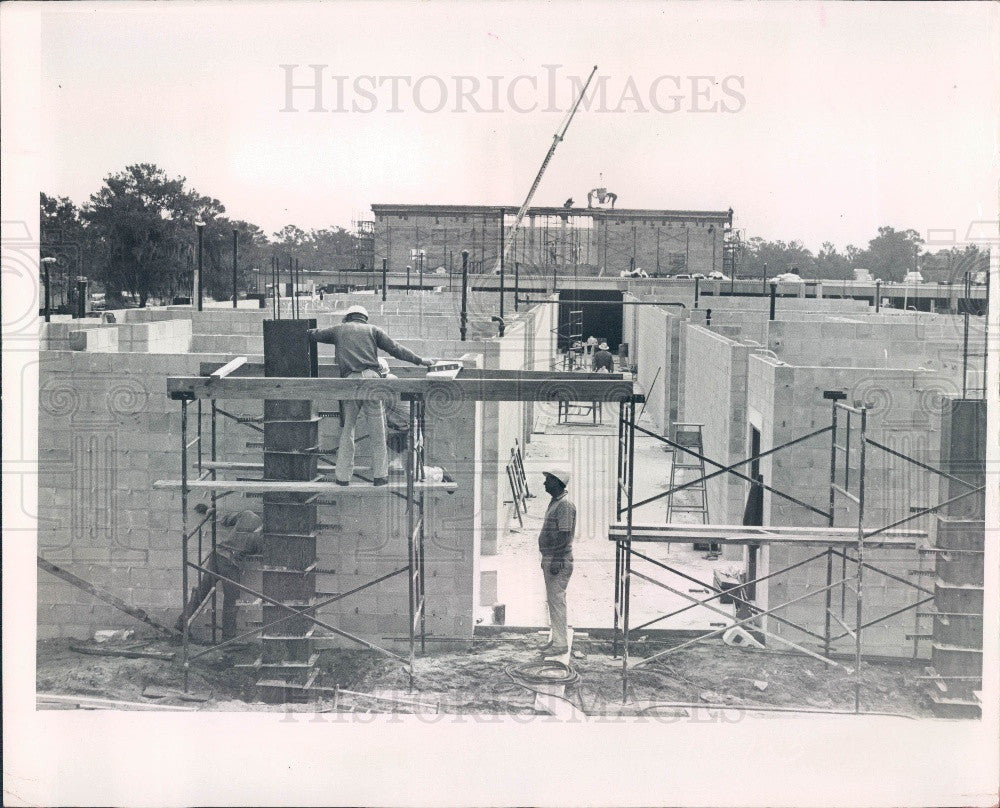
[
  {"left": 308, "top": 306, "right": 433, "bottom": 486},
  {"left": 537, "top": 467, "right": 577, "bottom": 655}
]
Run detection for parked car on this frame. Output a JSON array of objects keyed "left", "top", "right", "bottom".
[
  {"left": 707, "top": 270, "right": 730, "bottom": 281},
  {"left": 619, "top": 268, "right": 649, "bottom": 278},
  {"left": 769, "top": 272, "right": 804, "bottom": 283},
  {"left": 690, "top": 273, "right": 706, "bottom": 280},
  {"left": 903, "top": 271, "right": 924, "bottom": 284}
]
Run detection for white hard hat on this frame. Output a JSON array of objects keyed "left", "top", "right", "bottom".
[
  {"left": 543, "top": 467, "right": 571, "bottom": 487},
  {"left": 599, "top": 342, "right": 610, "bottom": 350},
  {"left": 344, "top": 305, "right": 369, "bottom": 320}
]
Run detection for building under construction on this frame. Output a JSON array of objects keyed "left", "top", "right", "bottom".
[
  {"left": 371, "top": 203, "right": 733, "bottom": 277},
  {"left": 35, "top": 253, "right": 989, "bottom": 716}
]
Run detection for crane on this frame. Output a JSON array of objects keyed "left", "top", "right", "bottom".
[{"left": 492, "top": 65, "right": 598, "bottom": 275}]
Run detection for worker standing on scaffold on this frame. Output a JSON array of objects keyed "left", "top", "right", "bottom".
[{"left": 308, "top": 305, "right": 433, "bottom": 486}]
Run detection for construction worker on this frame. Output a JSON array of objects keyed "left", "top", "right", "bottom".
[
  {"left": 308, "top": 305, "right": 433, "bottom": 486},
  {"left": 376, "top": 357, "right": 411, "bottom": 454},
  {"left": 592, "top": 341, "right": 615, "bottom": 373},
  {"left": 177, "top": 504, "right": 262, "bottom": 640},
  {"left": 537, "top": 467, "right": 576, "bottom": 655}
]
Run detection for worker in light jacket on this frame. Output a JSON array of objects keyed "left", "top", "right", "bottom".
[
  {"left": 308, "top": 305, "right": 433, "bottom": 486},
  {"left": 537, "top": 467, "right": 577, "bottom": 655}
]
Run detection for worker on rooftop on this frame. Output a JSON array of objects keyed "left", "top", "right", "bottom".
[
  {"left": 537, "top": 467, "right": 576, "bottom": 656},
  {"left": 592, "top": 341, "right": 614, "bottom": 373},
  {"left": 308, "top": 305, "right": 433, "bottom": 486}
]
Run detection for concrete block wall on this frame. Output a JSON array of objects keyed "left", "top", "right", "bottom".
[
  {"left": 681, "top": 326, "right": 750, "bottom": 526},
  {"left": 36, "top": 350, "right": 230, "bottom": 638},
  {"left": 630, "top": 303, "right": 685, "bottom": 436},
  {"left": 747, "top": 355, "right": 943, "bottom": 657}
]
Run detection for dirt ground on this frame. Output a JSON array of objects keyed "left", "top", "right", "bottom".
[{"left": 36, "top": 634, "right": 935, "bottom": 717}]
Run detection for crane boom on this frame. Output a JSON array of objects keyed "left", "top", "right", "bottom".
[{"left": 493, "top": 65, "right": 598, "bottom": 274}]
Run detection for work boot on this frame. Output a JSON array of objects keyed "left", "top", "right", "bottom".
[
  {"left": 373, "top": 477, "right": 389, "bottom": 487},
  {"left": 334, "top": 480, "right": 349, "bottom": 487}
]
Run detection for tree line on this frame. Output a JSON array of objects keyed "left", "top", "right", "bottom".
[
  {"left": 40, "top": 163, "right": 357, "bottom": 308},
  {"left": 42, "top": 162, "right": 990, "bottom": 307},
  {"left": 735, "top": 226, "right": 989, "bottom": 283}
]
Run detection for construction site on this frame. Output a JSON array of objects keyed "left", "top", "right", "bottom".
[{"left": 33, "top": 225, "right": 990, "bottom": 718}]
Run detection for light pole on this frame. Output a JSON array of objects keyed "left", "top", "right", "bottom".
[
  {"left": 41, "top": 256, "right": 57, "bottom": 322},
  {"left": 232, "top": 228, "right": 238, "bottom": 308},
  {"left": 194, "top": 220, "right": 205, "bottom": 311}
]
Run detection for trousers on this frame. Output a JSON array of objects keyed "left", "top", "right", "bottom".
[
  {"left": 182, "top": 551, "right": 241, "bottom": 639},
  {"left": 337, "top": 369, "right": 388, "bottom": 483},
  {"left": 542, "top": 559, "right": 573, "bottom": 648}
]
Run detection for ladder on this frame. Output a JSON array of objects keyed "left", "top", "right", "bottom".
[{"left": 665, "top": 423, "right": 716, "bottom": 554}]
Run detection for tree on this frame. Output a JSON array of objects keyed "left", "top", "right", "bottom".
[
  {"left": 814, "top": 242, "right": 852, "bottom": 280},
  {"left": 40, "top": 193, "right": 91, "bottom": 307},
  {"left": 84, "top": 164, "right": 202, "bottom": 306},
  {"left": 856, "top": 226, "right": 923, "bottom": 282}
]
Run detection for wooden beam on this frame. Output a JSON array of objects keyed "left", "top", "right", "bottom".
[
  {"left": 209, "top": 356, "right": 248, "bottom": 379},
  {"left": 199, "top": 361, "right": 623, "bottom": 383},
  {"left": 37, "top": 556, "right": 180, "bottom": 637},
  {"left": 152, "top": 479, "right": 459, "bottom": 495},
  {"left": 608, "top": 523, "right": 921, "bottom": 548},
  {"left": 169, "top": 375, "right": 642, "bottom": 403}
]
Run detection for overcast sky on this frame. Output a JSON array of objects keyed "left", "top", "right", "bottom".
[{"left": 38, "top": 1, "right": 999, "bottom": 251}]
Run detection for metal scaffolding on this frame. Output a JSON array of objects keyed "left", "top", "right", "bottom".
[
  {"left": 157, "top": 363, "right": 639, "bottom": 699},
  {"left": 611, "top": 394, "right": 986, "bottom": 710}
]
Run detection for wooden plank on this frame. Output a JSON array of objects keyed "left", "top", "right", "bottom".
[
  {"left": 609, "top": 523, "right": 922, "bottom": 547},
  {"left": 200, "top": 361, "right": 623, "bottom": 382},
  {"left": 38, "top": 556, "right": 179, "bottom": 637},
  {"left": 37, "top": 693, "right": 195, "bottom": 712},
  {"left": 169, "top": 375, "right": 641, "bottom": 403},
  {"left": 153, "top": 479, "right": 458, "bottom": 494},
  {"left": 209, "top": 356, "right": 248, "bottom": 379}
]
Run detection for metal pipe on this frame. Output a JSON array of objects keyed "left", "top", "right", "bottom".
[
  {"left": 382, "top": 258, "right": 388, "bottom": 302},
  {"left": 769, "top": 283, "right": 777, "bottom": 320},
  {"left": 42, "top": 261, "right": 52, "bottom": 322},
  {"left": 232, "top": 229, "right": 238, "bottom": 308},
  {"left": 460, "top": 250, "right": 468, "bottom": 341},
  {"left": 694, "top": 277, "right": 700, "bottom": 309},
  {"left": 210, "top": 401, "right": 218, "bottom": 643},
  {"left": 180, "top": 400, "right": 189, "bottom": 692},
  {"left": 514, "top": 261, "right": 520, "bottom": 312},
  {"left": 406, "top": 398, "right": 417, "bottom": 690},
  {"left": 875, "top": 280, "right": 882, "bottom": 313},
  {"left": 499, "top": 208, "right": 505, "bottom": 329},
  {"left": 195, "top": 223, "right": 204, "bottom": 312},
  {"left": 622, "top": 396, "right": 636, "bottom": 703},
  {"left": 854, "top": 406, "right": 868, "bottom": 713}
]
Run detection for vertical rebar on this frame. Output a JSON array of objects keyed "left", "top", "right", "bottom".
[
  {"left": 382, "top": 258, "right": 388, "bottom": 302},
  {"left": 769, "top": 283, "right": 777, "bottom": 320},
  {"left": 43, "top": 263, "right": 51, "bottom": 322},
  {"left": 694, "top": 277, "right": 700, "bottom": 309}
]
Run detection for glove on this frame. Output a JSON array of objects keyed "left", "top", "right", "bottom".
[{"left": 549, "top": 560, "right": 564, "bottom": 576}]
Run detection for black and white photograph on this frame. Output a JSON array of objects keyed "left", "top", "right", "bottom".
[{"left": 2, "top": 1, "right": 998, "bottom": 805}]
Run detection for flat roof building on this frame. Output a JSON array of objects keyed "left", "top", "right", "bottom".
[{"left": 371, "top": 203, "right": 734, "bottom": 278}]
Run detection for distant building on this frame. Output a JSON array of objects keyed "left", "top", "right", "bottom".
[{"left": 371, "top": 203, "right": 733, "bottom": 277}]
